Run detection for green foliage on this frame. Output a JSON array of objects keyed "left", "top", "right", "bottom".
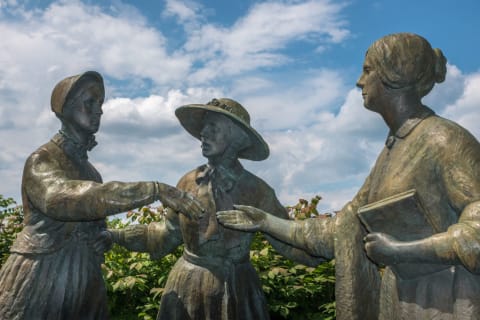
[
  {"left": 251, "top": 233, "right": 335, "bottom": 320},
  {"left": 252, "top": 194, "right": 336, "bottom": 320},
  {"left": 0, "top": 196, "right": 336, "bottom": 319},
  {"left": 104, "top": 207, "right": 183, "bottom": 320},
  {"left": 0, "top": 195, "right": 24, "bottom": 266}
]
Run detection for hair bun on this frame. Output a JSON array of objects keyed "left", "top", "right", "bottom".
[{"left": 433, "top": 48, "right": 447, "bottom": 83}]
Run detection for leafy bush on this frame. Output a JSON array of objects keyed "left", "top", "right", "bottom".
[
  {"left": 103, "top": 207, "right": 184, "bottom": 320},
  {"left": 105, "top": 197, "right": 335, "bottom": 320},
  {"left": 251, "top": 233, "right": 335, "bottom": 320},
  {"left": 0, "top": 195, "right": 24, "bottom": 265},
  {"left": 0, "top": 196, "right": 336, "bottom": 319}
]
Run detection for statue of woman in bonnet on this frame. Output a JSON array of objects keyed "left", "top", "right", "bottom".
[
  {"left": 0, "top": 71, "right": 203, "bottom": 319},
  {"left": 218, "top": 33, "right": 480, "bottom": 319}
]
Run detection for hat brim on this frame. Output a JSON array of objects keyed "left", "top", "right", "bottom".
[{"left": 175, "top": 104, "right": 269, "bottom": 161}]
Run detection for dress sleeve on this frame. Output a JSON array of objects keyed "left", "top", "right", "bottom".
[
  {"left": 110, "top": 176, "right": 188, "bottom": 259},
  {"left": 438, "top": 131, "right": 480, "bottom": 273},
  {"left": 24, "top": 149, "right": 157, "bottom": 221},
  {"left": 260, "top": 186, "right": 333, "bottom": 266}
]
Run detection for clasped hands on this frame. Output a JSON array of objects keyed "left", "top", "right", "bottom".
[{"left": 155, "top": 182, "right": 205, "bottom": 220}]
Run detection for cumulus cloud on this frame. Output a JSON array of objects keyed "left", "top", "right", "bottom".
[
  {"left": 245, "top": 87, "right": 385, "bottom": 210},
  {"left": 1, "top": 0, "right": 480, "bottom": 216},
  {"left": 441, "top": 71, "right": 480, "bottom": 138},
  {"left": 163, "top": 0, "right": 206, "bottom": 31},
  {"left": 101, "top": 87, "right": 222, "bottom": 136},
  {"left": 183, "top": 0, "right": 350, "bottom": 83},
  {"left": 240, "top": 68, "right": 349, "bottom": 132}
]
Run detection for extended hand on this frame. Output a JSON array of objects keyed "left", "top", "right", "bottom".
[
  {"left": 216, "top": 204, "right": 267, "bottom": 232},
  {"left": 364, "top": 232, "right": 404, "bottom": 266},
  {"left": 157, "top": 183, "right": 205, "bottom": 220}
]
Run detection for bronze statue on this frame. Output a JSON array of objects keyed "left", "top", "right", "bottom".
[
  {"left": 217, "top": 33, "right": 480, "bottom": 319},
  {"left": 110, "top": 98, "right": 320, "bottom": 320},
  {"left": 0, "top": 71, "right": 203, "bottom": 319}
]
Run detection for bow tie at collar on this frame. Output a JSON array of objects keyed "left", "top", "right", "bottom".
[
  {"left": 195, "top": 163, "right": 243, "bottom": 192},
  {"left": 52, "top": 131, "right": 98, "bottom": 162}
]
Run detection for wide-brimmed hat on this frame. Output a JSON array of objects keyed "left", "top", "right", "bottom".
[
  {"left": 175, "top": 98, "right": 269, "bottom": 161},
  {"left": 51, "top": 71, "right": 104, "bottom": 115}
]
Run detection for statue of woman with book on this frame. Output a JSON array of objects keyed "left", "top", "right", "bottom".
[{"left": 217, "top": 33, "right": 480, "bottom": 319}]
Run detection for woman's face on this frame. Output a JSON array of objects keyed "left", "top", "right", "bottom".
[
  {"left": 200, "top": 112, "right": 231, "bottom": 159},
  {"left": 356, "top": 52, "right": 390, "bottom": 113},
  {"left": 63, "top": 83, "right": 104, "bottom": 134}
]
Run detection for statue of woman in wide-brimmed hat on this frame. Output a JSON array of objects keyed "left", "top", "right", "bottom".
[
  {"left": 0, "top": 71, "right": 203, "bottom": 319},
  {"left": 110, "top": 98, "right": 320, "bottom": 320}
]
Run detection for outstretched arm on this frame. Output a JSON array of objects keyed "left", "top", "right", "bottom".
[
  {"left": 109, "top": 208, "right": 183, "bottom": 260},
  {"left": 217, "top": 205, "right": 301, "bottom": 244},
  {"left": 217, "top": 204, "right": 335, "bottom": 262},
  {"left": 25, "top": 150, "right": 204, "bottom": 221}
]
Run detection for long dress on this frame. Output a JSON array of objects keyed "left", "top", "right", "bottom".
[
  {"left": 293, "top": 107, "right": 480, "bottom": 319},
  {"left": 0, "top": 133, "right": 158, "bottom": 320},
  {"left": 118, "top": 161, "right": 322, "bottom": 320}
]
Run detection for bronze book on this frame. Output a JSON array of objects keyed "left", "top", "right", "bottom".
[{"left": 357, "top": 189, "right": 449, "bottom": 280}]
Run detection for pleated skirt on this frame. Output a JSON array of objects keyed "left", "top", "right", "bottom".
[
  {"left": 0, "top": 241, "right": 108, "bottom": 320},
  {"left": 157, "top": 256, "right": 270, "bottom": 320}
]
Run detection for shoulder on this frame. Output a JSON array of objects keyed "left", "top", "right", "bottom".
[
  {"left": 238, "top": 168, "right": 277, "bottom": 200},
  {"left": 419, "top": 116, "right": 480, "bottom": 169},
  {"left": 24, "top": 141, "right": 60, "bottom": 169},
  {"left": 422, "top": 115, "right": 479, "bottom": 150},
  {"left": 176, "top": 165, "right": 206, "bottom": 191}
]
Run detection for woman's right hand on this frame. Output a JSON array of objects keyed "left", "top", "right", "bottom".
[
  {"left": 216, "top": 204, "right": 267, "bottom": 232},
  {"left": 156, "top": 182, "right": 205, "bottom": 220}
]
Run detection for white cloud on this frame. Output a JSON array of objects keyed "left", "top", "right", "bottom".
[
  {"left": 440, "top": 71, "right": 480, "bottom": 138},
  {"left": 240, "top": 69, "right": 348, "bottom": 131},
  {"left": 245, "top": 87, "right": 385, "bottom": 211},
  {"left": 163, "top": 0, "right": 202, "bottom": 24},
  {"left": 184, "top": 0, "right": 350, "bottom": 82},
  {"left": 230, "top": 77, "right": 274, "bottom": 96},
  {"left": 101, "top": 87, "right": 223, "bottom": 136},
  {"left": 1, "top": 0, "right": 480, "bottom": 218}
]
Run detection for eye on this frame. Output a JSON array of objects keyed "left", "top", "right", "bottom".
[
  {"left": 363, "top": 66, "right": 372, "bottom": 75},
  {"left": 83, "top": 98, "right": 95, "bottom": 109}
]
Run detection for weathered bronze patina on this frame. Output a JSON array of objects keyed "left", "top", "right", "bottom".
[
  {"left": 0, "top": 71, "right": 203, "bottom": 319},
  {"left": 111, "top": 98, "right": 320, "bottom": 320},
  {"left": 217, "top": 33, "right": 480, "bottom": 319}
]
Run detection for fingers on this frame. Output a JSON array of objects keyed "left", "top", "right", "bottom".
[
  {"left": 216, "top": 210, "right": 243, "bottom": 223},
  {"left": 233, "top": 204, "right": 253, "bottom": 212},
  {"left": 165, "top": 191, "right": 205, "bottom": 220},
  {"left": 222, "top": 223, "right": 257, "bottom": 232},
  {"left": 182, "top": 198, "right": 205, "bottom": 219},
  {"left": 363, "top": 232, "right": 382, "bottom": 243}
]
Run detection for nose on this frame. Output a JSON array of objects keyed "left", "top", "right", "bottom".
[
  {"left": 356, "top": 74, "right": 364, "bottom": 89},
  {"left": 94, "top": 103, "right": 103, "bottom": 115}
]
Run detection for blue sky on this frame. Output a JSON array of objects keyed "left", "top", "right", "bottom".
[{"left": 1, "top": 0, "right": 479, "bottom": 212}]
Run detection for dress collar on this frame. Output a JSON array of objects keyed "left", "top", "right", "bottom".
[
  {"left": 51, "top": 130, "right": 97, "bottom": 162},
  {"left": 385, "top": 106, "right": 434, "bottom": 149},
  {"left": 195, "top": 161, "right": 244, "bottom": 192}
]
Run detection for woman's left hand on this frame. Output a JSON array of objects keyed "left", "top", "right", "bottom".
[{"left": 364, "top": 232, "right": 404, "bottom": 266}]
